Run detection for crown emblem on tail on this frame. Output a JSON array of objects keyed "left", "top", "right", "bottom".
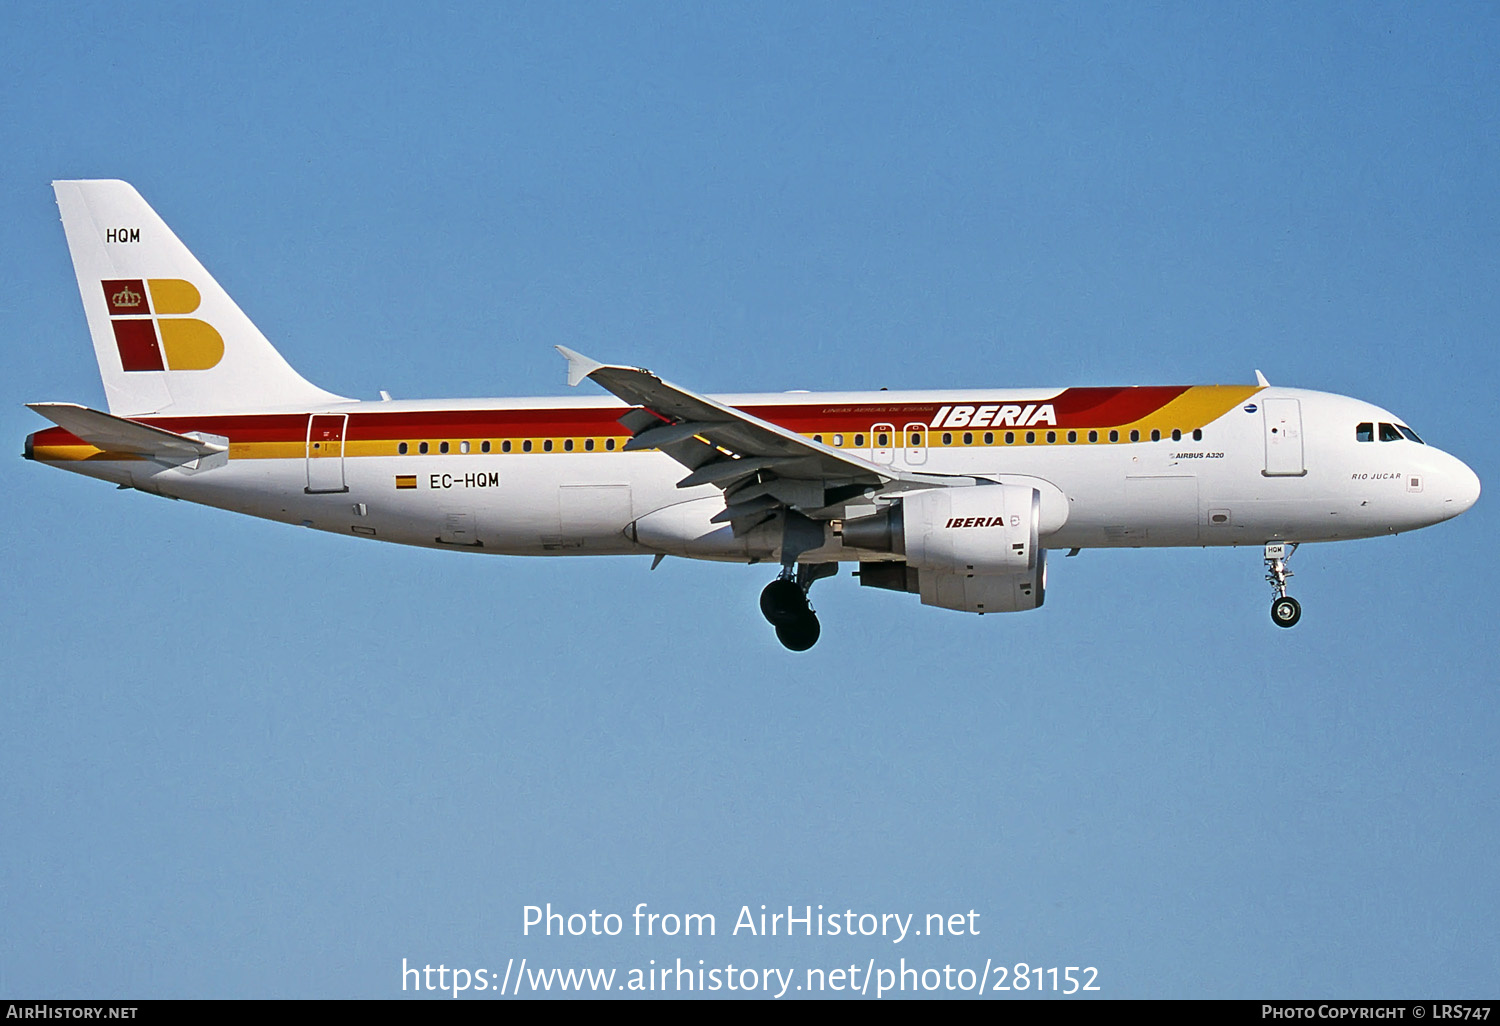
[{"left": 99, "top": 278, "right": 223, "bottom": 371}]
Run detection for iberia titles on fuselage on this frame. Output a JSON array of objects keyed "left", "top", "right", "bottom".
[{"left": 25, "top": 180, "right": 1480, "bottom": 650}]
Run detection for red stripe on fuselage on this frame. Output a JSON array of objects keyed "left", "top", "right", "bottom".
[
  {"left": 1047, "top": 386, "right": 1191, "bottom": 426},
  {"left": 27, "top": 386, "right": 1201, "bottom": 448}
]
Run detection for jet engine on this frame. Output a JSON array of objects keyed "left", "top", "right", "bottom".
[{"left": 843, "top": 485, "right": 1046, "bottom": 613}]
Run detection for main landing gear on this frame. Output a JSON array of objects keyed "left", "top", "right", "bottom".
[
  {"left": 761, "top": 564, "right": 835, "bottom": 651},
  {"left": 1264, "top": 542, "right": 1302, "bottom": 628}
]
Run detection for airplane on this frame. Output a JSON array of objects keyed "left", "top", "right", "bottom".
[{"left": 26, "top": 180, "right": 1482, "bottom": 650}]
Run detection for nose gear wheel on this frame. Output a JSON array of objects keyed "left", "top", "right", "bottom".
[
  {"left": 1264, "top": 542, "right": 1301, "bottom": 629},
  {"left": 1271, "top": 595, "right": 1302, "bottom": 628}
]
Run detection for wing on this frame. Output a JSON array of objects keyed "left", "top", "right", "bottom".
[{"left": 556, "top": 347, "right": 965, "bottom": 541}]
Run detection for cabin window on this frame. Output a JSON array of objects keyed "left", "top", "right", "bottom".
[
  {"left": 1025, "top": 431, "right": 1036, "bottom": 444},
  {"left": 418, "top": 441, "right": 429, "bottom": 454},
  {"left": 501, "top": 440, "right": 512, "bottom": 453},
  {"left": 833, "top": 433, "right": 843, "bottom": 447},
  {"left": 876, "top": 432, "right": 889, "bottom": 447},
  {"left": 1379, "top": 422, "right": 1402, "bottom": 442},
  {"left": 522, "top": 440, "right": 533, "bottom": 452},
  {"left": 962, "top": 432, "right": 973, "bottom": 445},
  {"left": 854, "top": 433, "right": 865, "bottom": 447},
  {"left": 1171, "top": 429, "right": 1182, "bottom": 441},
  {"left": 460, "top": 440, "right": 470, "bottom": 453},
  {"left": 1005, "top": 432, "right": 1015, "bottom": 445},
  {"left": 481, "top": 440, "right": 491, "bottom": 453},
  {"left": 1046, "top": 431, "right": 1056, "bottom": 443},
  {"left": 1150, "top": 429, "right": 1160, "bottom": 442},
  {"left": 942, "top": 432, "right": 952, "bottom": 445},
  {"left": 606, "top": 438, "right": 617, "bottom": 451},
  {"left": 910, "top": 432, "right": 924, "bottom": 446},
  {"left": 585, "top": 438, "right": 595, "bottom": 451},
  {"left": 1109, "top": 430, "right": 1119, "bottom": 443},
  {"left": 1067, "top": 430, "right": 1077, "bottom": 443},
  {"left": 1129, "top": 430, "right": 1140, "bottom": 442},
  {"left": 1192, "top": 428, "right": 1202, "bottom": 441},
  {"left": 1088, "top": 430, "right": 1098, "bottom": 443},
  {"left": 439, "top": 441, "right": 450, "bottom": 454},
  {"left": 544, "top": 439, "right": 554, "bottom": 452},
  {"left": 398, "top": 442, "right": 408, "bottom": 455},
  {"left": 983, "top": 432, "right": 993, "bottom": 445}
]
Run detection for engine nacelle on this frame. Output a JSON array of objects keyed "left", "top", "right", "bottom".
[
  {"left": 846, "top": 485, "right": 1046, "bottom": 613},
  {"left": 918, "top": 558, "right": 1046, "bottom": 612},
  {"left": 841, "top": 484, "right": 1041, "bottom": 575},
  {"left": 858, "top": 555, "right": 1046, "bottom": 613}
]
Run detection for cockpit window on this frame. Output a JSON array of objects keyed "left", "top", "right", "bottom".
[
  {"left": 1379, "top": 422, "right": 1403, "bottom": 442},
  {"left": 1356, "top": 422, "right": 1374, "bottom": 442},
  {"left": 1397, "top": 425, "right": 1424, "bottom": 444}
]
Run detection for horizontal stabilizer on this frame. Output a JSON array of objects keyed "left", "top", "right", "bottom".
[{"left": 27, "top": 402, "right": 227, "bottom": 461}]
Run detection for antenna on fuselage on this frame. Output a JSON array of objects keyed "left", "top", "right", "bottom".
[{"left": 1255, "top": 369, "right": 1270, "bottom": 386}]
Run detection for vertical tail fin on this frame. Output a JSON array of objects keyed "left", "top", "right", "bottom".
[{"left": 52, "top": 180, "right": 348, "bottom": 415}]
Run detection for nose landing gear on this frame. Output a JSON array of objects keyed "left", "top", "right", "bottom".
[
  {"left": 761, "top": 563, "right": 835, "bottom": 651},
  {"left": 1265, "top": 542, "right": 1301, "bottom": 628}
]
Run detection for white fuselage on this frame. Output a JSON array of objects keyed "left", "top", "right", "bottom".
[
  {"left": 33, "top": 179, "right": 1482, "bottom": 640},
  {"left": 29, "top": 384, "right": 1481, "bottom": 564}
]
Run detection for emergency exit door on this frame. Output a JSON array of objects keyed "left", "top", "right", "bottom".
[{"left": 903, "top": 422, "right": 928, "bottom": 465}]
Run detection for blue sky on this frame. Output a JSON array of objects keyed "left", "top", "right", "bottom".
[{"left": 2, "top": 1, "right": 1497, "bottom": 999}]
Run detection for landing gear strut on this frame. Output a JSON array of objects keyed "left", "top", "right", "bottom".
[
  {"left": 761, "top": 564, "right": 834, "bottom": 651},
  {"left": 1264, "top": 542, "right": 1302, "bottom": 628}
]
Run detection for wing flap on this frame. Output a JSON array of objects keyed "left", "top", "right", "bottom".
[
  {"left": 676, "top": 456, "right": 783, "bottom": 489},
  {"left": 623, "top": 420, "right": 728, "bottom": 451}
]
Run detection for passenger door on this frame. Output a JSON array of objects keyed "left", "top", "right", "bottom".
[
  {"left": 1262, "top": 398, "right": 1305, "bottom": 477},
  {"left": 305, "top": 413, "right": 348, "bottom": 493}
]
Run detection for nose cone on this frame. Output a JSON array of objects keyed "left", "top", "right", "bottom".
[{"left": 1449, "top": 459, "right": 1481, "bottom": 516}]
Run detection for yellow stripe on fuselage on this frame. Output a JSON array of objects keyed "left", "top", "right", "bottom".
[
  {"left": 1112, "top": 385, "right": 1263, "bottom": 435},
  {"left": 32, "top": 389, "right": 1264, "bottom": 465}
]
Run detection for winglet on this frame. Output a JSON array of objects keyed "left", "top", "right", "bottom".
[
  {"left": 555, "top": 346, "right": 604, "bottom": 388},
  {"left": 1255, "top": 369, "right": 1270, "bottom": 387}
]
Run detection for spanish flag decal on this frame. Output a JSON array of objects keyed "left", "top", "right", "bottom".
[{"left": 396, "top": 475, "right": 417, "bottom": 490}]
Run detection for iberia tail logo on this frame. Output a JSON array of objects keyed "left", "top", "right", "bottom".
[{"left": 100, "top": 279, "right": 224, "bottom": 371}]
